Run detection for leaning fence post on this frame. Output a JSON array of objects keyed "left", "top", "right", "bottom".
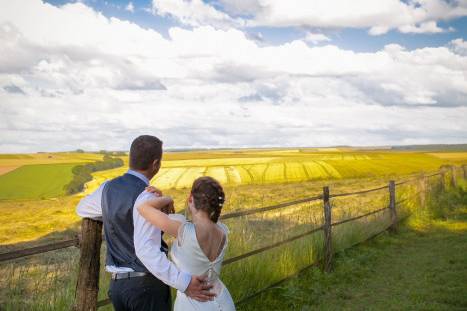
[
  {"left": 322, "top": 186, "right": 332, "bottom": 272},
  {"left": 74, "top": 218, "right": 103, "bottom": 311},
  {"left": 388, "top": 181, "right": 397, "bottom": 232}
]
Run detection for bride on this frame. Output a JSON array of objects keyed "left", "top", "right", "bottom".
[{"left": 137, "top": 176, "right": 236, "bottom": 311}]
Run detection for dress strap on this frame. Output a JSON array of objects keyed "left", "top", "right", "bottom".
[{"left": 214, "top": 232, "right": 227, "bottom": 261}]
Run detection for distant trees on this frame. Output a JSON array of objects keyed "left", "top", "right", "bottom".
[
  {"left": 98, "top": 150, "right": 127, "bottom": 156},
  {"left": 65, "top": 155, "right": 124, "bottom": 194}
]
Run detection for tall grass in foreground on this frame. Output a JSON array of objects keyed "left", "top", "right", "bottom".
[
  {"left": 240, "top": 176, "right": 467, "bottom": 311},
  {"left": 0, "top": 171, "right": 454, "bottom": 310}
]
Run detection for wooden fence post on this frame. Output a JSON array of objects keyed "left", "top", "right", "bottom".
[
  {"left": 419, "top": 173, "right": 426, "bottom": 209},
  {"left": 74, "top": 218, "right": 103, "bottom": 311},
  {"left": 388, "top": 181, "right": 397, "bottom": 232},
  {"left": 440, "top": 169, "right": 446, "bottom": 191},
  {"left": 322, "top": 186, "right": 332, "bottom": 272},
  {"left": 463, "top": 165, "right": 467, "bottom": 180},
  {"left": 450, "top": 166, "right": 458, "bottom": 188}
]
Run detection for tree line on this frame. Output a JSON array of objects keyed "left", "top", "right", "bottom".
[{"left": 65, "top": 155, "right": 124, "bottom": 194}]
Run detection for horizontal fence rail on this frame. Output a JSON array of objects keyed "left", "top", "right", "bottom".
[
  {"left": 220, "top": 195, "right": 322, "bottom": 220},
  {"left": 0, "top": 237, "right": 79, "bottom": 262},
  {"left": 223, "top": 226, "right": 324, "bottom": 265},
  {"left": 330, "top": 185, "right": 387, "bottom": 198},
  {"left": 331, "top": 206, "right": 389, "bottom": 227}
]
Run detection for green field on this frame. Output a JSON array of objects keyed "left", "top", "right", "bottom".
[{"left": 0, "top": 164, "right": 77, "bottom": 200}]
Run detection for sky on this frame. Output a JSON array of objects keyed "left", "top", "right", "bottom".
[{"left": 0, "top": 0, "right": 467, "bottom": 152}]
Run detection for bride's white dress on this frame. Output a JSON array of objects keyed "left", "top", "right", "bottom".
[{"left": 168, "top": 214, "right": 236, "bottom": 311}]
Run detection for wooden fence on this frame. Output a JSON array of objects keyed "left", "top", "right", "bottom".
[{"left": 1, "top": 164, "right": 465, "bottom": 311}]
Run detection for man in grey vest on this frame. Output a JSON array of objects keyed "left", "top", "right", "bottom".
[{"left": 77, "top": 135, "right": 214, "bottom": 310}]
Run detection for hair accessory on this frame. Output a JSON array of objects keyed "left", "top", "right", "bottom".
[{"left": 218, "top": 196, "right": 223, "bottom": 200}]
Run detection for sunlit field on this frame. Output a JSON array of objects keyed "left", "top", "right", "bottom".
[
  {"left": 1, "top": 148, "right": 464, "bottom": 246},
  {"left": 86, "top": 148, "right": 454, "bottom": 192},
  {"left": 0, "top": 148, "right": 466, "bottom": 310}
]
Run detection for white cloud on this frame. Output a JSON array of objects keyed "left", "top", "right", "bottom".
[
  {"left": 398, "top": 21, "right": 445, "bottom": 34},
  {"left": 151, "top": 0, "right": 244, "bottom": 29},
  {"left": 304, "top": 33, "right": 331, "bottom": 44},
  {"left": 0, "top": 0, "right": 466, "bottom": 152},
  {"left": 125, "top": 2, "right": 134, "bottom": 13},
  {"left": 450, "top": 38, "right": 467, "bottom": 55},
  {"left": 153, "top": 0, "right": 467, "bottom": 35}
]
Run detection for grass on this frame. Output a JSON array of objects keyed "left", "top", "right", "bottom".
[
  {"left": 0, "top": 164, "right": 77, "bottom": 200},
  {"left": 0, "top": 196, "right": 81, "bottom": 245},
  {"left": 0, "top": 149, "right": 465, "bottom": 310},
  {"left": 0, "top": 169, "right": 431, "bottom": 310},
  {"left": 240, "top": 181, "right": 467, "bottom": 310}
]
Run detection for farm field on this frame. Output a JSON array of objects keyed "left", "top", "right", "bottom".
[
  {"left": 0, "top": 152, "right": 104, "bottom": 173},
  {"left": 0, "top": 148, "right": 466, "bottom": 246},
  {"left": 0, "top": 164, "right": 76, "bottom": 200},
  {"left": 0, "top": 147, "right": 465, "bottom": 310},
  {"left": 87, "top": 149, "right": 461, "bottom": 193},
  {"left": 2, "top": 165, "right": 459, "bottom": 310},
  {"left": 0, "top": 152, "right": 113, "bottom": 200}
]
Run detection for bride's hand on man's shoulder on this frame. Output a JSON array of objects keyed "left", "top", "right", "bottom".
[
  {"left": 145, "top": 186, "right": 163, "bottom": 196},
  {"left": 148, "top": 194, "right": 175, "bottom": 214},
  {"left": 160, "top": 198, "right": 175, "bottom": 215}
]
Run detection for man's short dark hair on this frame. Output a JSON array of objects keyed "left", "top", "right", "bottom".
[{"left": 129, "top": 135, "right": 163, "bottom": 170}]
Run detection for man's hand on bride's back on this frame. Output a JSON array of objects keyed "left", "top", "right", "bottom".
[{"left": 185, "top": 275, "right": 216, "bottom": 302}]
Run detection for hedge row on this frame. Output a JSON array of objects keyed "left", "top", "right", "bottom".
[{"left": 65, "top": 155, "right": 124, "bottom": 194}]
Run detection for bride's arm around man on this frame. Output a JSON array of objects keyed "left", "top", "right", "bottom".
[{"left": 76, "top": 135, "right": 214, "bottom": 311}]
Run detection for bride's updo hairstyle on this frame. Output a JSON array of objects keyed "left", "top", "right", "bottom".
[{"left": 190, "top": 176, "right": 225, "bottom": 222}]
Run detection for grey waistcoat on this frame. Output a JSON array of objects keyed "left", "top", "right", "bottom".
[{"left": 101, "top": 173, "right": 150, "bottom": 272}]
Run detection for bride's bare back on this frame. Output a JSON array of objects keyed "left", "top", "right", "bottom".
[{"left": 194, "top": 222, "right": 226, "bottom": 262}]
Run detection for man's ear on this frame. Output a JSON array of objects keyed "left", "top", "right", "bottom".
[{"left": 153, "top": 159, "right": 161, "bottom": 169}]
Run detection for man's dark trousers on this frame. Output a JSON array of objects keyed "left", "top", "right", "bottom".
[{"left": 108, "top": 274, "right": 171, "bottom": 311}]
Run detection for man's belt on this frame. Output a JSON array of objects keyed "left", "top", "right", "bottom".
[{"left": 111, "top": 272, "right": 148, "bottom": 280}]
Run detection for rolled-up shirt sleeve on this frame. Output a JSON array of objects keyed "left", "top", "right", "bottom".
[
  {"left": 133, "top": 191, "right": 191, "bottom": 292},
  {"left": 76, "top": 182, "right": 107, "bottom": 219}
]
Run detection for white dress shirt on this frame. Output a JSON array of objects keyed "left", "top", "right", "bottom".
[{"left": 76, "top": 170, "right": 191, "bottom": 292}]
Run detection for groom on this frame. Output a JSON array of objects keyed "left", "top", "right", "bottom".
[{"left": 76, "top": 135, "right": 214, "bottom": 310}]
